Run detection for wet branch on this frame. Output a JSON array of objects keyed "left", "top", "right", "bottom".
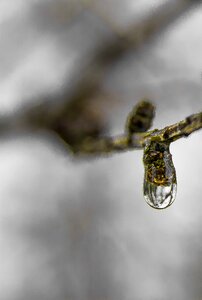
[{"left": 68, "top": 101, "right": 202, "bottom": 156}]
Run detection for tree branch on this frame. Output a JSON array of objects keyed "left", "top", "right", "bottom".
[
  {"left": 31, "top": 0, "right": 201, "bottom": 147},
  {"left": 68, "top": 109, "right": 202, "bottom": 156}
]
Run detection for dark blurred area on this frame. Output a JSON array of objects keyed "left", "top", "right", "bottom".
[{"left": 0, "top": 1, "right": 202, "bottom": 300}]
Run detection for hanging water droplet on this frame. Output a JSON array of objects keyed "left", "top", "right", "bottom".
[
  {"left": 144, "top": 181, "right": 177, "bottom": 209},
  {"left": 143, "top": 141, "right": 177, "bottom": 209}
]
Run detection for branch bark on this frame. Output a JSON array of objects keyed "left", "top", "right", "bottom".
[{"left": 68, "top": 110, "right": 202, "bottom": 156}]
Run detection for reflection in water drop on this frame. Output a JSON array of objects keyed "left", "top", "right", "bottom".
[
  {"left": 143, "top": 141, "right": 177, "bottom": 209},
  {"left": 144, "top": 181, "right": 177, "bottom": 209}
]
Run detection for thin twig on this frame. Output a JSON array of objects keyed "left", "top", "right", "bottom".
[{"left": 70, "top": 111, "right": 202, "bottom": 156}]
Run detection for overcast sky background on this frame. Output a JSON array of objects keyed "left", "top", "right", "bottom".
[{"left": 0, "top": 1, "right": 202, "bottom": 300}]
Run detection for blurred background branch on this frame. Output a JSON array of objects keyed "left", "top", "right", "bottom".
[
  {"left": 0, "top": 1, "right": 202, "bottom": 300},
  {"left": 1, "top": 0, "right": 201, "bottom": 152}
]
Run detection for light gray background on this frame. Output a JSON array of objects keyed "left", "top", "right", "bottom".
[{"left": 0, "top": 1, "right": 201, "bottom": 299}]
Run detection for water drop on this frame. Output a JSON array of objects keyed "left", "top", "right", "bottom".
[
  {"left": 143, "top": 141, "right": 177, "bottom": 209},
  {"left": 144, "top": 181, "right": 177, "bottom": 209}
]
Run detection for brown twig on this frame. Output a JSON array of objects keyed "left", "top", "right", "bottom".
[
  {"left": 39, "top": 0, "right": 201, "bottom": 147},
  {"left": 69, "top": 111, "right": 202, "bottom": 156}
]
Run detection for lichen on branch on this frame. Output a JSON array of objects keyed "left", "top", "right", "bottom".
[{"left": 65, "top": 100, "right": 202, "bottom": 156}]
